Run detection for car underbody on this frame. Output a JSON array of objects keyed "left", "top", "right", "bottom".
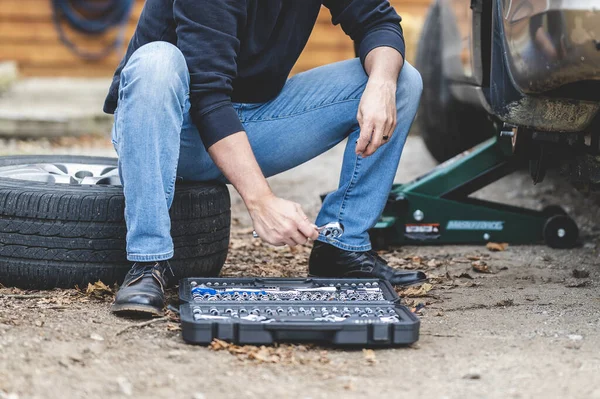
[{"left": 417, "top": 0, "right": 600, "bottom": 191}]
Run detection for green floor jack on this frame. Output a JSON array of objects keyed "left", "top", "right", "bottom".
[{"left": 368, "top": 134, "right": 579, "bottom": 250}]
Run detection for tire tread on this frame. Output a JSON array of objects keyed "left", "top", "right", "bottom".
[{"left": 0, "top": 155, "right": 231, "bottom": 289}]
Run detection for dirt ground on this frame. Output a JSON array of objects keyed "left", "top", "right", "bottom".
[{"left": 1, "top": 135, "right": 599, "bottom": 399}]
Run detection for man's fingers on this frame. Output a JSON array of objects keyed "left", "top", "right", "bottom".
[
  {"left": 290, "top": 230, "right": 309, "bottom": 246},
  {"left": 293, "top": 204, "right": 319, "bottom": 240},
  {"left": 381, "top": 118, "right": 395, "bottom": 145},
  {"left": 294, "top": 203, "right": 310, "bottom": 222},
  {"left": 263, "top": 231, "right": 286, "bottom": 247},
  {"left": 356, "top": 136, "right": 370, "bottom": 155},
  {"left": 356, "top": 122, "right": 373, "bottom": 155},
  {"left": 363, "top": 123, "right": 384, "bottom": 156},
  {"left": 283, "top": 238, "right": 297, "bottom": 247},
  {"left": 268, "top": 235, "right": 287, "bottom": 247},
  {"left": 277, "top": 226, "right": 298, "bottom": 246},
  {"left": 385, "top": 116, "right": 397, "bottom": 142},
  {"left": 298, "top": 220, "right": 319, "bottom": 240},
  {"left": 275, "top": 216, "right": 309, "bottom": 246},
  {"left": 281, "top": 221, "right": 308, "bottom": 246}
]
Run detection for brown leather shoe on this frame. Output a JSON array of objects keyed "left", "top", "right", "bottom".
[
  {"left": 111, "top": 261, "right": 173, "bottom": 317},
  {"left": 309, "top": 241, "right": 427, "bottom": 286}
]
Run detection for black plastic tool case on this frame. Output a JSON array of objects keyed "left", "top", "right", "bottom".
[{"left": 179, "top": 278, "right": 420, "bottom": 346}]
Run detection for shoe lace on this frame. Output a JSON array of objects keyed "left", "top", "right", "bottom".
[
  {"left": 129, "top": 263, "right": 154, "bottom": 277},
  {"left": 129, "top": 261, "right": 174, "bottom": 278}
]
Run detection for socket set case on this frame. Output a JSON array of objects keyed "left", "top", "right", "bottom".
[{"left": 179, "top": 277, "right": 420, "bottom": 346}]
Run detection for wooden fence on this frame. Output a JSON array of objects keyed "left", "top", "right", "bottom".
[{"left": 0, "top": 0, "right": 432, "bottom": 77}]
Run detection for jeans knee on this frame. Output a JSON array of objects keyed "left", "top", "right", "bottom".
[
  {"left": 396, "top": 62, "right": 423, "bottom": 106},
  {"left": 122, "top": 41, "right": 189, "bottom": 96}
]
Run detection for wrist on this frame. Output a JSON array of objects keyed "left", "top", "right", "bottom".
[
  {"left": 243, "top": 186, "right": 275, "bottom": 211},
  {"left": 367, "top": 76, "right": 397, "bottom": 91},
  {"left": 364, "top": 47, "right": 404, "bottom": 83}
]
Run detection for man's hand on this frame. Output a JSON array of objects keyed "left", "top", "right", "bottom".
[
  {"left": 356, "top": 78, "right": 397, "bottom": 157},
  {"left": 248, "top": 194, "right": 319, "bottom": 246},
  {"left": 355, "top": 46, "right": 404, "bottom": 157},
  {"left": 208, "top": 132, "right": 318, "bottom": 247}
]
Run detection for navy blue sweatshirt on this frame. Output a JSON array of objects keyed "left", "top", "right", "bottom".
[{"left": 104, "top": 0, "right": 405, "bottom": 149}]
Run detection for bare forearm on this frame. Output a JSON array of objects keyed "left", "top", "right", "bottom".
[
  {"left": 208, "top": 131, "right": 317, "bottom": 246},
  {"left": 208, "top": 131, "right": 273, "bottom": 207},
  {"left": 364, "top": 46, "right": 404, "bottom": 83}
]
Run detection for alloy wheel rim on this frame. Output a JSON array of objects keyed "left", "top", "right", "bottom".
[{"left": 0, "top": 162, "right": 121, "bottom": 185}]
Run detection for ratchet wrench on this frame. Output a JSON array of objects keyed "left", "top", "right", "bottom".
[{"left": 252, "top": 222, "right": 344, "bottom": 239}]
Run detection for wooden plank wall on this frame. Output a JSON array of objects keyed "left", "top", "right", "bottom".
[{"left": 0, "top": 0, "right": 432, "bottom": 77}]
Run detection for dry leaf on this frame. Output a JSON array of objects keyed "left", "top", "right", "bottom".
[
  {"left": 228, "top": 346, "right": 250, "bottom": 355},
  {"left": 166, "top": 323, "right": 181, "bottom": 332},
  {"left": 451, "top": 258, "right": 472, "bottom": 264},
  {"left": 85, "top": 280, "right": 114, "bottom": 300},
  {"left": 248, "top": 347, "right": 277, "bottom": 363},
  {"left": 363, "top": 349, "right": 377, "bottom": 364},
  {"left": 472, "top": 261, "right": 492, "bottom": 274},
  {"left": 427, "top": 259, "right": 443, "bottom": 268},
  {"left": 165, "top": 309, "right": 181, "bottom": 323},
  {"left": 209, "top": 339, "right": 230, "bottom": 351},
  {"left": 209, "top": 340, "right": 316, "bottom": 364},
  {"left": 400, "top": 283, "right": 433, "bottom": 298},
  {"left": 486, "top": 242, "right": 509, "bottom": 252}
]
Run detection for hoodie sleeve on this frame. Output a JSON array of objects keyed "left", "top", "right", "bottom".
[
  {"left": 323, "top": 0, "right": 405, "bottom": 65},
  {"left": 173, "top": 0, "right": 247, "bottom": 149}
]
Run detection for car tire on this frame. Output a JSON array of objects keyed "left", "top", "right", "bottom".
[
  {"left": 415, "top": 1, "right": 495, "bottom": 163},
  {"left": 0, "top": 155, "right": 231, "bottom": 289}
]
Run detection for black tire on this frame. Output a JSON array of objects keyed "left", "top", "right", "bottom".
[
  {"left": 415, "top": 1, "right": 495, "bottom": 163},
  {"left": 541, "top": 205, "right": 567, "bottom": 218},
  {"left": 0, "top": 155, "right": 231, "bottom": 289},
  {"left": 543, "top": 215, "right": 579, "bottom": 249}
]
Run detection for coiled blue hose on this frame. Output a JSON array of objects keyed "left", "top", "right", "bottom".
[{"left": 51, "top": 0, "right": 135, "bottom": 61}]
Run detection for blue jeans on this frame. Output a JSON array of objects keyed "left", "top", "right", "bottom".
[{"left": 111, "top": 42, "right": 423, "bottom": 262}]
